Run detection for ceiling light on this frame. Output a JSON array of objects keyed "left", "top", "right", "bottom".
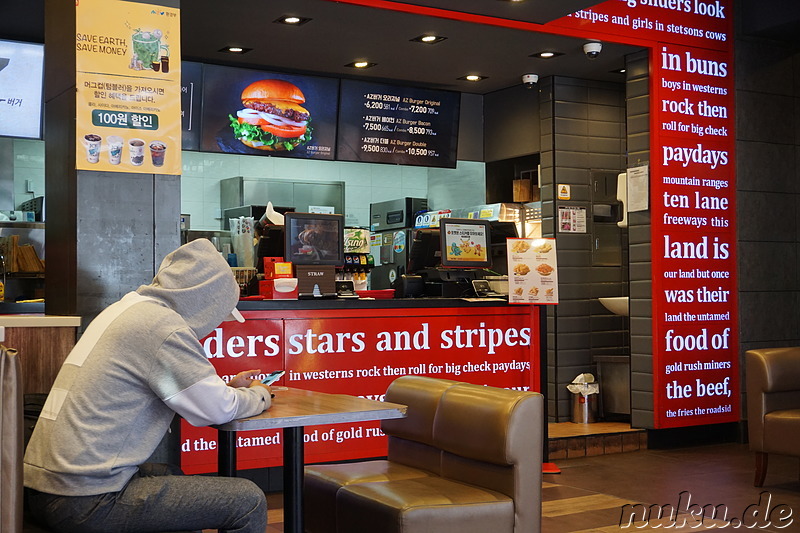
[
  {"left": 219, "top": 46, "right": 252, "bottom": 54},
  {"left": 346, "top": 61, "right": 377, "bottom": 69},
  {"left": 274, "top": 15, "right": 311, "bottom": 26},
  {"left": 458, "top": 75, "right": 486, "bottom": 82},
  {"left": 611, "top": 68, "right": 627, "bottom": 74},
  {"left": 529, "top": 51, "right": 563, "bottom": 59},
  {"left": 410, "top": 34, "right": 447, "bottom": 44}
]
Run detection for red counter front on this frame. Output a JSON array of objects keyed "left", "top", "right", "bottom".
[{"left": 180, "top": 299, "right": 541, "bottom": 474}]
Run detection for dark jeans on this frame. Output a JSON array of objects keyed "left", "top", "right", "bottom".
[{"left": 26, "top": 463, "right": 267, "bottom": 533}]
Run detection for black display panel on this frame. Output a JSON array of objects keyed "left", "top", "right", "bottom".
[
  {"left": 284, "top": 212, "right": 345, "bottom": 266},
  {"left": 0, "top": 40, "right": 43, "bottom": 139},
  {"left": 181, "top": 61, "right": 203, "bottom": 151},
  {"left": 337, "top": 79, "right": 460, "bottom": 168},
  {"left": 200, "top": 64, "right": 338, "bottom": 159}
]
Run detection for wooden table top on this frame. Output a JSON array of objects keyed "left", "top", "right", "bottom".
[{"left": 215, "top": 387, "right": 407, "bottom": 432}]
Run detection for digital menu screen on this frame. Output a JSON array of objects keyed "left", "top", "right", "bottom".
[
  {"left": 337, "top": 79, "right": 460, "bottom": 168},
  {"left": 200, "top": 64, "right": 338, "bottom": 159},
  {"left": 181, "top": 61, "right": 203, "bottom": 151},
  {"left": 0, "top": 40, "right": 43, "bottom": 139}
]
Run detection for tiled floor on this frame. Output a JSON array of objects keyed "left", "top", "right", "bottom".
[{"left": 251, "top": 442, "right": 800, "bottom": 532}]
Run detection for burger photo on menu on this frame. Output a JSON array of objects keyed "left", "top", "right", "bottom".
[
  {"left": 199, "top": 64, "right": 339, "bottom": 159},
  {"left": 229, "top": 79, "right": 312, "bottom": 152}
]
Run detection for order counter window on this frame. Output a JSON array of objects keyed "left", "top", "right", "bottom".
[{"left": 178, "top": 203, "right": 545, "bottom": 476}]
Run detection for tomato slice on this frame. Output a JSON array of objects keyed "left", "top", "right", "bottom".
[
  {"left": 260, "top": 123, "right": 307, "bottom": 139},
  {"left": 238, "top": 116, "right": 267, "bottom": 126}
]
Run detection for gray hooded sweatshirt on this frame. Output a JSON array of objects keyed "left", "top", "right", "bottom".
[{"left": 24, "top": 239, "right": 271, "bottom": 496}]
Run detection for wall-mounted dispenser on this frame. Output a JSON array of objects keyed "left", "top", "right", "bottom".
[{"left": 617, "top": 172, "right": 627, "bottom": 228}]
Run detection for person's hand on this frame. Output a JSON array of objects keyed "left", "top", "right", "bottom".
[
  {"left": 249, "top": 380, "right": 272, "bottom": 394},
  {"left": 228, "top": 369, "right": 262, "bottom": 388}
]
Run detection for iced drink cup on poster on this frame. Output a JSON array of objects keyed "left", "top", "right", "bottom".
[
  {"left": 149, "top": 141, "right": 166, "bottom": 167},
  {"left": 107, "top": 136, "right": 123, "bottom": 165},
  {"left": 129, "top": 138, "right": 145, "bottom": 166},
  {"left": 85, "top": 134, "right": 102, "bottom": 163}
]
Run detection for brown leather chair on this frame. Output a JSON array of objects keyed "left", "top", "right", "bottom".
[
  {"left": 1, "top": 345, "right": 24, "bottom": 533},
  {"left": 746, "top": 348, "right": 800, "bottom": 487},
  {"left": 306, "top": 377, "right": 543, "bottom": 533}
]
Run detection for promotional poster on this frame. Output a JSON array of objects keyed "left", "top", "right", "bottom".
[
  {"left": 75, "top": 0, "right": 182, "bottom": 174},
  {"left": 507, "top": 238, "right": 559, "bottom": 305}
]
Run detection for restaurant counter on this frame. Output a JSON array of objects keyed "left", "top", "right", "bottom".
[
  {"left": 183, "top": 296, "right": 543, "bottom": 475},
  {"left": 0, "top": 310, "right": 80, "bottom": 395}
]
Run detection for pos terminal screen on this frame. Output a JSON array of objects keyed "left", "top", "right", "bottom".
[{"left": 438, "top": 218, "right": 492, "bottom": 269}]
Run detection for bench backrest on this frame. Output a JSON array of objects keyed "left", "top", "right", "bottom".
[{"left": 382, "top": 376, "right": 543, "bottom": 533}]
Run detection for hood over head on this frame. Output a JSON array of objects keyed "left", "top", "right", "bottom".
[{"left": 137, "top": 239, "right": 244, "bottom": 338}]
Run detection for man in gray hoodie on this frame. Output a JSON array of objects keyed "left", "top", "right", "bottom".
[{"left": 24, "top": 239, "right": 272, "bottom": 533}]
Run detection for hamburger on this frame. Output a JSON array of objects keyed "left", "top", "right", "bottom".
[{"left": 229, "top": 79, "right": 312, "bottom": 151}]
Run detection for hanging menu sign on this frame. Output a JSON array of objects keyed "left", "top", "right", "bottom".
[
  {"left": 75, "top": 0, "right": 181, "bottom": 174},
  {"left": 337, "top": 79, "right": 460, "bottom": 168}
]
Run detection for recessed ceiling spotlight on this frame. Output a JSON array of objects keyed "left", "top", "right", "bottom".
[
  {"left": 219, "top": 46, "right": 252, "bottom": 54},
  {"left": 274, "top": 15, "right": 311, "bottom": 25},
  {"left": 410, "top": 34, "right": 447, "bottom": 44},
  {"left": 611, "top": 68, "right": 627, "bottom": 74},
  {"left": 529, "top": 51, "right": 563, "bottom": 59},
  {"left": 346, "top": 61, "right": 377, "bottom": 69},
  {"left": 458, "top": 75, "right": 486, "bottom": 82}
]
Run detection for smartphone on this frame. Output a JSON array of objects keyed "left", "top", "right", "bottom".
[{"left": 261, "top": 370, "right": 285, "bottom": 385}]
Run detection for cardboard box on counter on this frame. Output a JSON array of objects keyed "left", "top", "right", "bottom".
[
  {"left": 259, "top": 278, "right": 298, "bottom": 300},
  {"left": 262, "top": 257, "right": 293, "bottom": 279}
]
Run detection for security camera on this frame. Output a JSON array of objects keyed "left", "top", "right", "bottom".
[
  {"left": 521, "top": 73, "right": 538, "bottom": 88},
  {"left": 583, "top": 41, "right": 602, "bottom": 59}
]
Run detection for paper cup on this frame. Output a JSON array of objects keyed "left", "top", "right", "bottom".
[
  {"left": 129, "top": 138, "right": 145, "bottom": 166},
  {"left": 107, "top": 136, "right": 124, "bottom": 165},
  {"left": 84, "top": 134, "right": 102, "bottom": 164}
]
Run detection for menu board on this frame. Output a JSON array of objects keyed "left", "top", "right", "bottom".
[
  {"left": 200, "top": 65, "right": 338, "bottom": 160},
  {"left": 181, "top": 61, "right": 203, "bottom": 151},
  {"left": 75, "top": 0, "right": 182, "bottom": 174},
  {"left": 507, "top": 238, "right": 559, "bottom": 305},
  {"left": 0, "top": 40, "right": 43, "bottom": 139},
  {"left": 337, "top": 79, "right": 460, "bottom": 168}
]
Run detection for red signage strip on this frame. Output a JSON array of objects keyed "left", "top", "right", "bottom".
[
  {"left": 548, "top": 1, "right": 737, "bottom": 428},
  {"left": 181, "top": 306, "right": 540, "bottom": 473},
  {"left": 650, "top": 42, "right": 737, "bottom": 428}
]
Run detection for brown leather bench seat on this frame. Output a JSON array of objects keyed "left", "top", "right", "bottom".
[{"left": 304, "top": 376, "right": 543, "bottom": 533}]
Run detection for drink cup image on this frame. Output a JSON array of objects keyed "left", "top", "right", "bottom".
[
  {"left": 129, "top": 138, "right": 145, "bottom": 166},
  {"left": 84, "top": 133, "right": 102, "bottom": 164},
  {"left": 149, "top": 141, "right": 167, "bottom": 167},
  {"left": 107, "top": 136, "right": 124, "bottom": 165}
]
